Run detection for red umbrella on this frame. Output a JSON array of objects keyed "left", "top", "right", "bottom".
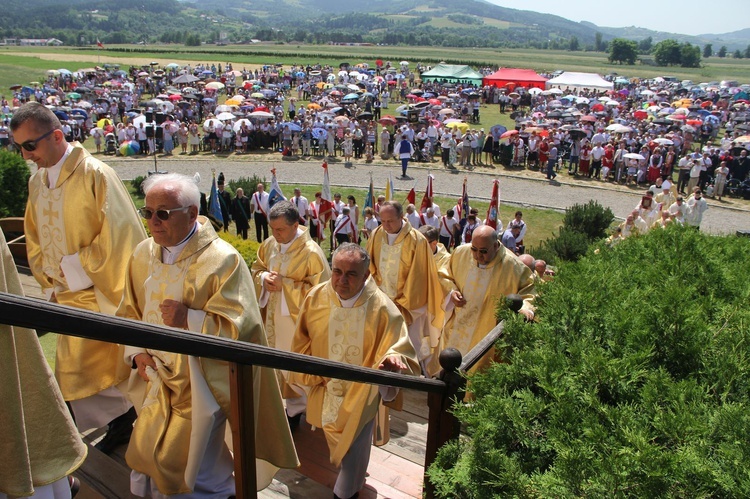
[
  {"left": 686, "top": 119, "right": 703, "bottom": 126},
  {"left": 378, "top": 116, "right": 398, "bottom": 126},
  {"left": 428, "top": 98, "right": 441, "bottom": 105},
  {"left": 701, "top": 101, "right": 712, "bottom": 109},
  {"left": 406, "top": 94, "right": 419, "bottom": 99},
  {"left": 591, "top": 103, "right": 605, "bottom": 112},
  {"left": 500, "top": 130, "right": 518, "bottom": 139},
  {"left": 580, "top": 115, "right": 597, "bottom": 122},
  {"left": 634, "top": 110, "right": 648, "bottom": 120},
  {"left": 168, "top": 94, "right": 182, "bottom": 101}
]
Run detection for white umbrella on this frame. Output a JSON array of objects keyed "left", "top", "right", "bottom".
[
  {"left": 653, "top": 138, "right": 674, "bottom": 145},
  {"left": 205, "top": 82, "right": 225, "bottom": 90},
  {"left": 215, "top": 104, "right": 237, "bottom": 113},
  {"left": 233, "top": 119, "right": 252, "bottom": 132},
  {"left": 624, "top": 153, "right": 645, "bottom": 160},
  {"left": 528, "top": 88, "right": 542, "bottom": 95},
  {"left": 438, "top": 108, "right": 455, "bottom": 115},
  {"left": 400, "top": 61, "right": 409, "bottom": 66},
  {"left": 132, "top": 114, "right": 147, "bottom": 127},
  {"left": 548, "top": 88, "right": 563, "bottom": 95},
  {"left": 216, "top": 112, "right": 236, "bottom": 121},
  {"left": 605, "top": 100, "right": 620, "bottom": 106},
  {"left": 575, "top": 97, "right": 590, "bottom": 104},
  {"left": 248, "top": 111, "right": 275, "bottom": 118},
  {"left": 640, "top": 89, "right": 655, "bottom": 96},
  {"left": 202, "top": 119, "right": 217, "bottom": 132}
]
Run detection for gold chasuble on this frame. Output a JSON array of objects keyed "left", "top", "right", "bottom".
[
  {"left": 118, "top": 218, "right": 298, "bottom": 495},
  {"left": 0, "top": 229, "right": 87, "bottom": 498},
  {"left": 434, "top": 245, "right": 536, "bottom": 375},
  {"left": 251, "top": 226, "right": 330, "bottom": 350},
  {"left": 24, "top": 143, "right": 146, "bottom": 400},
  {"left": 290, "top": 278, "right": 419, "bottom": 466},
  {"left": 365, "top": 221, "right": 444, "bottom": 344}
]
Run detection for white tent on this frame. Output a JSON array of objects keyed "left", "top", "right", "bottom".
[{"left": 545, "top": 72, "right": 614, "bottom": 91}]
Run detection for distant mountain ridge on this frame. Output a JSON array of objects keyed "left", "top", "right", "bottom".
[{"left": 2, "top": 0, "right": 749, "bottom": 51}]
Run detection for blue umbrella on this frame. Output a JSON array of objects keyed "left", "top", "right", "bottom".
[
  {"left": 311, "top": 128, "right": 328, "bottom": 140},
  {"left": 202, "top": 97, "right": 215, "bottom": 102},
  {"left": 490, "top": 124, "right": 507, "bottom": 141},
  {"left": 21, "top": 86, "right": 34, "bottom": 94},
  {"left": 53, "top": 110, "right": 70, "bottom": 121},
  {"left": 70, "top": 108, "right": 88, "bottom": 119},
  {"left": 58, "top": 68, "right": 72, "bottom": 75},
  {"left": 261, "top": 89, "right": 277, "bottom": 97},
  {"left": 423, "top": 92, "right": 435, "bottom": 98},
  {"left": 342, "top": 93, "right": 359, "bottom": 101},
  {"left": 281, "top": 122, "right": 302, "bottom": 132},
  {"left": 201, "top": 70, "right": 214, "bottom": 75},
  {"left": 113, "top": 70, "right": 128, "bottom": 78},
  {"left": 295, "top": 72, "right": 306, "bottom": 78}
]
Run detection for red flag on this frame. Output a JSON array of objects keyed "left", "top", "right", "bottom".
[
  {"left": 96, "top": 38, "right": 104, "bottom": 49},
  {"left": 419, "top": 174, "right": 434, "bottom": 212},
  {"left": 319, "top": 161, "right": 333, "bottom": 223},
  {"left": 486, "top": 179, "right": 500, "bottom": 229},
  {"left": 405, "top": 187, "right": 415, "bottom": 205}
]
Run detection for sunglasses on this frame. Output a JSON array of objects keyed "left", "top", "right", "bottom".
[
  {"left": 19, "top": 129, "right": 56, "bottom": 152},
  {"left": 139, "top": 206, "right": 190, "bottom": 221}
]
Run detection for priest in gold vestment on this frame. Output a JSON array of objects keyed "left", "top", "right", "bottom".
[
  {"left": 433, "top": 225, "right": 536, "bottom": 376},
  {"left": 365, "top": 201, "right": 444, "bottom": 371},
  {"left": 12, "top": 102, "right": 146, "bottom": 452},
  {"left": 291, "top": 244, "right": 419, "bottom": 499},
  {"left": 418, "top": 225, "right": 451, "bottom": 274},
  {"left": 251, "top": 201, "right": 330, "bottom": 425},
  {"left": 0, "top": 228, "right": 87, "bottom": 499},
  {"left": 118, "top": 174, "right": 298, "bottom": 498}
]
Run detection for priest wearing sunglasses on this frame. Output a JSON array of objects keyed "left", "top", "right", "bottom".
[
  {"left": 118, "top": 173, "right": 299, "bottom": 497},
  {"left": 11, "top": 102, "right": 147, "bottom": 454}
]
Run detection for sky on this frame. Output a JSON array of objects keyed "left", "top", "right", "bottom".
[{"left": 491, "top": 0, "right": 748, "bottom": 36}]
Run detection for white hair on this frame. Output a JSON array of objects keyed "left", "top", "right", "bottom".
[{"left": 142, "top": 173, "right": 200, "bottom": 208}]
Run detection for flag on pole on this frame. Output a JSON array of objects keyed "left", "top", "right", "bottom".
[
  {"left": 405, "top": 187, "right": 415, "bottom": 205},
  {"left": 385, "top": 173, "right": 395, "bottom": 201},
  {"left": 364, "top": 174, "right": 374, "bottom": 210},
  {"left": 486, "top": 179, "right": 500, "bottom": 229},
  {"left": 96, "top": 38, "right": 104, "bottom": 49},
  {"left": 319, "top": 161, "right": 333, "bottom": 223},
  {"left": 460, "top": 177, "right": 470, "bottom": 222},
  {"left": 419, "top": 173, "right": 434, "bottom": 212},
  {"left": 268, "top": 168, "right": 286, "bottom": 208},
  {"left": 208, "top": 173, "right": 223, "bottom": 225}
]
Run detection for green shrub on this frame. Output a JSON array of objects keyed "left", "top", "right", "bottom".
[
  {"left": 218, "top": 231, "right": 260, "bottom": 268},
  {"left": 428, "top": 226, "right": 750, "bottom": 497},
  {"left": 529, "top": 226, "right": 589, "bottom": 265},
  {"left": 0, "top": 150, "right": 31, "bottom": 217},
  {"left": 562, "top": 200, "right": 615, "bottom": 241},
  {"left": 228, "top": 175, "right": 266, "bottom": 198},
  {"left": 130, "top": 175, "right": 147, "bottom": 194}
]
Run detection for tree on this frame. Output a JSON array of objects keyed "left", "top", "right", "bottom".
[
  {"left": 608, "top": 38, "right": 638, "bottom": 65},
  {"left": 638, "top": 36, "right": 653, "bottom": 54},
  {"left": 718, "top": 45, "right": 728, "bottom": 58},
  {"left": 0, "top": 151, "right": 31, "bottom": 217},
  {"left": 703, "top": 43, "right": 713, "bottom": 58},
  {"left": 568, "top": 36, "right": 580, "bottom": 51},
  {"left": 653, "top": 39, "right": 682, "bottom": 66},
  {"left": 680, "top": 42, "right": 701, "bottom": 68},
  {"left": 595, "top": 32, "right": 604, "bottom": 52},
  {"left": 734, "top": 50, "right": 743, "bottom": 59},
  {"left": 745, "top": 44, "right": 750, "bottom": 59}
]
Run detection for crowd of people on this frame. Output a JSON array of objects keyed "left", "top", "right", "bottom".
[{"left": 5, "top": 100, "right": 544, "bottom": 499}]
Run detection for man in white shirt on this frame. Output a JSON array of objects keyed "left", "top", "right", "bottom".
[
  {"left": 438, "top": 209, "right": 458, "bottom": 250},
  {"left": 422, "top": 207, "right": 440, "bottom": 229},
  {"left": 590, "top": 144, "right": 605, "bottom": 179},
  {"left": 291, "top": 188, "right": 309, "bottom": 226},
  {"left": 251, "top": 182, "right": 270, "bottom": 242},
  {"left": 333, "top": 207, "right": 357, "bottom": 247},
  {"left": 405, "top": 204, "right": 422, "bottom": 229}
]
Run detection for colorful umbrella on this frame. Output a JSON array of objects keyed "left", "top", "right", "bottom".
[{"left": 119, "top": 140, "right": 140, "bottom": 156}]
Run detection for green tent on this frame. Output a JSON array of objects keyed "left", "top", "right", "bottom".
[{"left": 419, "top": 64, "right": 484, "bottom": 86}]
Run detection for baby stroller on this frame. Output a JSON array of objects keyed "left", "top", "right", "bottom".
[{"left": 104, "top": 133, "right": 117, "bottom": 155}]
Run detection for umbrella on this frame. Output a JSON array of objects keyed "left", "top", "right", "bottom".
[
  {"left": 312, "top": 128, "right": 328, "bottom": 140},
  {"left": 624, "top": 153, "right": 645, "bottom": 161},
  {"left": 168, "top": 94, "right": 183, "bottom": 102},
  {"left": 53, "top": 110, "right": 69, "bottom": 121},
  {"left": 96, "top": 118, "right": 113, "bottom": 128},
  {"left": 500, "top": 130, "right": 518, "bottom": 139},
  {"left": 653, "top": 138, "right": 674, "bottom": 145},
  {"left": 232, "top": 119, "right": 252, "bottom": 132},
  {"left": 307, "top": 103, "right": 322, "bottom": 110},
  {"left": 379, "top": 116, "right": 398, "bottom": 126},
  {"left": 567, "top": 128, "right": 587, "bottom": 139},
  {"left": 216, "top": 112, "right": 236, "bottom": 121},
  {"left": 357, "top": 112, "right": 374, "bottom": 120},
  {"left": 490, "top": 124, "right": 507, "bottom": 141},
  {"left": 66, "top": 92, "right": 81, "bottom": 100},
  {"left": 280, "top": 122, "right": 302, "bottom": 132},
  {"left": 206, "top": 82, "right": 225, "bottom": 90},
  {"left": 70, "top": 109, "right": 88, "bottom": 120},
  {"left": 248, "top": 111, "right": 275, "bottom": 118},
  {"left": 579, "top": 115, "right": 597, "bottom": 123},
  {"left": 119, "top": 140, "right": 140, "bottom": 156},
  {"left": 341, "top": 93, "right": 360, "bottom": 102},
  {"left": 215, "top": 105, "right": 237, "bottom": 113},
  {"left": 508, "top": 92, "right": 520, "bottom": 99},
  {"left": 413, "top": 101, "right": 430, "bottom": 109},
  {"left": 686, "top": 119, "right": 703, "bottom": 126},
  {"left": 438, "top": 108, "right": 455, "bottom": 115}
]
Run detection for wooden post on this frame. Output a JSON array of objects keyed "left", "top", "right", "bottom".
[
  {"left": 423, "top": 348, "right": 465, "bottom": 499},
  {"left": 229, "top": 362, "right": 257, "bottom": 498}
]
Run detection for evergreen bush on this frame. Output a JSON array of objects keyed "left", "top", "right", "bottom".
[
  {"left": 563, "top": 200, "right": 615, "bottom": 241},
  {"left": 228, "top": 175, "right": 266, "bottom": 198},
  {"left": 0, "top": 150, "right": 31, "bottom": 217},
  {"left": 130, "top": 175, "right": 147, "bottom": 194},
  {"left": 428, "top": 226, "right": 750, "bottom": 497}
]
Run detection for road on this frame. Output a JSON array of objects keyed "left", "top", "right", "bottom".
[{"left": 104, "top": 154, "right": 750, "bottom": 235}]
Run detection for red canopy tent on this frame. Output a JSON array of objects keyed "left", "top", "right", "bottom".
[{"left": 483, "top": 68, "right": 548, "bottom": 90}]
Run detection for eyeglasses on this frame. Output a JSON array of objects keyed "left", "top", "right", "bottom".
[
  {"left": 19, "top": 129, "right": 56, "bottom": 152},
  {"left": 139, "top": 206, "right": 190, "bottom": 221}
]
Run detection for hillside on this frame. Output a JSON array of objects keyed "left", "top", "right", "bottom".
[{"left": 2, "top": 0, "right": 749, "bottom": 51}]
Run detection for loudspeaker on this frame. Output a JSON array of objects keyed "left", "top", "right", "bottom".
[
  {"left": 155, "top": 113, "right": 166, "bottom": 125},
  {"left": 145, "top": 111, "right": 154, "bottom": 122},
  {"left": 155, "top": 126, "right": 164, "bottom": 140},
  {"left": 145, "top": 125, "right": 155, "bottom": 138}
]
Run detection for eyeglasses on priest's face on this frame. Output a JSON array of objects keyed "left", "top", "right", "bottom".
[
  {"left": 19, "top": 129, "right": 56, "bottom": 152},
  {"left": 138, "top": 206, "right": 191, "bottom": 221}
]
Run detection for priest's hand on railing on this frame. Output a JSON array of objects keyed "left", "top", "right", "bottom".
[
  {"left": 159, "top": 299, "right": 188, "bottom": 329},
  {"left": 379, "top": 354, "right": 407, "bottom": 373},
  {"left": 134, "top": 353, "right": 157, "bottom": 381}
]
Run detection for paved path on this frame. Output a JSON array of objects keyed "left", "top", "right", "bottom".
[{"left": 105, "top": 154, "right": 749, "bottom": 235}]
